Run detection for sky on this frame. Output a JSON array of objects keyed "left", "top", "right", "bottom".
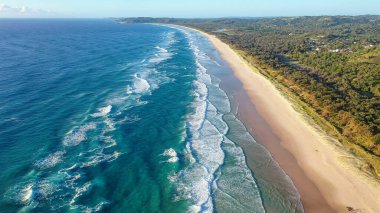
[{"left": 0, "top": 0, "right": 379, "bottom": 18}]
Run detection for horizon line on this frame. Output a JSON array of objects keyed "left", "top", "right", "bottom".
[{"left": 0, "top": 14, "right": 379, "bottom": 20}]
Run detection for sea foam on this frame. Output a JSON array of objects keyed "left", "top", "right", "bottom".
[
  {"left": 91, "top": 105, "right": 112, "bottom": 117},
  {"left": 34, "top": 151, "right": 65, "bottom": 170},
  {"left": 69, "top": 182, "right": 92, "bottom": 206},
  {"left": 162, "top": 148, "right": 179, "bottom": 163},
  {"left": 21, "top": 184, "right": 33, "bottom": 203},
  {"left": 80, "top": 151, "right": 122, "bottom": 168},
  {"left": 162, "top": 148, "right": 177, "bottom": 157},
  {"left": 132, "top": 74, "right": 151, "bottom": 94},
  {"left": 63, "top": 122, "right": 96, "bottom": 146},
  {"left": 149, "top": 35, "right": 174, "bottom": 64},
  {"left": 172, "top": 28, "right": 228, "bottom": 212},
  {"left": 178, "top": 26, "right": 266, "bottom": 212},
  {"left": 155, "top": 46, "right": 168, "bottom": 53}
]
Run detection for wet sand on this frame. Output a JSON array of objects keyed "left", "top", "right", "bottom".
[{"left": 235, "top": 89, "right": 334, "bottom": 212}]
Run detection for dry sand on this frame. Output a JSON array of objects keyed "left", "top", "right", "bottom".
[{"left": 194, "top": 29, "right": 380, "bottom": 212}]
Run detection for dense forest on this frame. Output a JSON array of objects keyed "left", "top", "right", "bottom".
[{"left": 121, "top": 16, "right": 380, "bottom": 177}]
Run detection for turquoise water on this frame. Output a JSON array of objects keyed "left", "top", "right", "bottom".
[{"left": 0, "top": 20, "right": 303, "bottom": 212}]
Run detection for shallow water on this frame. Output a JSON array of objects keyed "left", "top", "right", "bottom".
[{"left": 0, "top": 20, "right": 302, "bottom": 212}]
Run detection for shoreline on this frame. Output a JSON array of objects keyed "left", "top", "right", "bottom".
[{"left": 189, "top": 27, "right": 380, "bottom": 212}]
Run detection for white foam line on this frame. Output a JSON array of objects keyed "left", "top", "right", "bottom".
[
  {"left": 174, "top": 29, "right": 229, "bottom": 213},
  {"left": 69, "top": 182, "right": 92, "bottom": 207},
  {"left": 170, "top": 25, "right": 266, "bottom": 213},
  {"left": 155, "top": 46, "right": 169, "bottom": 53}
]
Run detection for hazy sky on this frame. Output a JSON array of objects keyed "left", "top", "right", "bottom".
[{"left": 0, "top": 0, "right": 379, "bottom": 18}]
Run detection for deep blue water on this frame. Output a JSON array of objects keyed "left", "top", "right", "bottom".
[{"left": 0, "top": 19, "right": 303, "bottom": 213}]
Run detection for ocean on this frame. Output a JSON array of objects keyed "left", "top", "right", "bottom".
[{"left": 0, "top": 19, "right": 303, "bottom": 212}]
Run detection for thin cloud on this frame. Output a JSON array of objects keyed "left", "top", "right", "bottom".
[{"left": 0, "top": 4, "right": 57, "bottom": 17}]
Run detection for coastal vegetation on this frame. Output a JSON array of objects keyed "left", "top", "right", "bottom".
[{"left": 122, "top": 16, "right": 380, "bottom": 177}]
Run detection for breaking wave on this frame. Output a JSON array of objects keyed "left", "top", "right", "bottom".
[{"left": 169, "top": 26, "right": 266, "bottom": 213}]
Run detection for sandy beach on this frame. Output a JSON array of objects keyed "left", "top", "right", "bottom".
[{"left": 194, "top": 29, "right": 380, "bottom": 212}]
